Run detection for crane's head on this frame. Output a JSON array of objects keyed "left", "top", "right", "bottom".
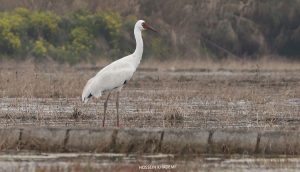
[{"left": 136, "top": 20, "right": 158, "bottom": 32}]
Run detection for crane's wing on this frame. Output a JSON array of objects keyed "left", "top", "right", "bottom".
[
  {"left": 82, "top": 66, "right": 135, "bottom": 103},
  {"left": 92, "top": 68, "right": 135, "bottom": 96}
]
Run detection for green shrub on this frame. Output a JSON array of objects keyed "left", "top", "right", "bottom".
[
  {"left": 0, "top": 8, "right": 170, "bottom": 63},
  {"left": 32, "top": 38, "right": 48, "bottom": 57},
  {"left": 101, "top": 12, "right": 121, "bottom": 40},
  {"left": 0, "top": 11, "right": 26, "bottom": 54},
  {"left": 70, "top": 27, "right": 93, "bottom": 54},
  {"left": 91, "top": 12, "right": 122, "bottom": 47},
  {"left": 28, "top": 11, "right": 61, "bottom": 41}
]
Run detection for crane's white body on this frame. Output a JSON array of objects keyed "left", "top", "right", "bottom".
[
  {"left": 82, "top": 20, "right": 144, "bottom": 103},
  {"left": 82, "top": 56, "right": 135, "bottom": 101},
  {"left": 81, "top": 20, "right": 156, "bottom": 127}
]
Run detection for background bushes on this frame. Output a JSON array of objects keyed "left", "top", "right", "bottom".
[
  {"left": 0, "top": 0, "right": 300, "bottom": 62},
  {"left": 0, "top": 8, "right": 165, "bottom": 63}
]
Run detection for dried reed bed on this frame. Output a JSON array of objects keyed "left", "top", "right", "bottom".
[
  {"left": 141, "top": 56, "right": 300, "bottom": 71},
  {"left": 0, "top": 59, "right": 299, "bottom": 129}
]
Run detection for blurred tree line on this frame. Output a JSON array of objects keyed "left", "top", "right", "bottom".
[
  {"left": 0, "top": 8, "right": 165, "bottom": 63},
  {"left": 0, "top": 0, "right": 300, "bottom": 62}
]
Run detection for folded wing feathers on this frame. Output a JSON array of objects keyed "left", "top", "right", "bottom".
[{"left": 81, "top": 61, "right": 135, "bottom": 103}]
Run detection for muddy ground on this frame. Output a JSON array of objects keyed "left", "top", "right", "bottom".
[{"left": 0, "top": 65, "right": 299, "bottom": 129}]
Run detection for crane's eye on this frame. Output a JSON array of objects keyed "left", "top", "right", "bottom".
[{"left": 142, "top": 22, "right": 145, "bottom": 28}]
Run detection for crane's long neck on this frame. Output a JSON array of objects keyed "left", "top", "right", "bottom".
[{"left": 132, "top": 28, "right": 143, "bottom": 68}]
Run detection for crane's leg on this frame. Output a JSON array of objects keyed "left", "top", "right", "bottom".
[
  {"left": 103, "top": 92, "right": 111, "bottom": 127},
  {"left": 116, "top": 91, "right": 120, "bottom": 127}
]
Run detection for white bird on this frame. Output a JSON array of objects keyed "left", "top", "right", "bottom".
[{"left": 82, "top": 20, "right": 157, "bottom": 127}]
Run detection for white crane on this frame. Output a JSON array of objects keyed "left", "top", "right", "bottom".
[{"left": 82, "top": 20, "right": 157, "bottom": 127}]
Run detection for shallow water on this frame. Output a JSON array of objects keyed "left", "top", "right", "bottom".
[{"left": 0, "top": 153, "right": 299, "bottom": 172}]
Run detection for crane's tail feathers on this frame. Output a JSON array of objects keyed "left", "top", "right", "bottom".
[
  {"left": 81, "top": 77, "right": 102, "bottom": 103},
  {"left": 82, "top": 93, "right": 93, "bottom": 103},
  {"left": 82, "top": 97, "right": 89, "bottom": 103}
]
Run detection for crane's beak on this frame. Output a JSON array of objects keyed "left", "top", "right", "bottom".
[{"left": 144, "top": 23, "right": 158, "bottom": 33}]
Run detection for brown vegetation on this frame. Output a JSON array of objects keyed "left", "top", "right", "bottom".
[{"left": 0, "top": 60, "right": 299, "bottom": 129}]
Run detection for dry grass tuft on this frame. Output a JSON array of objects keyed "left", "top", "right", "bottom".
[
  {"left": 163, "top": 107, "right": 185, "bottom": 127},
  {"left": 72, "top": 106, "right": 82, "bottom": 120}
]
